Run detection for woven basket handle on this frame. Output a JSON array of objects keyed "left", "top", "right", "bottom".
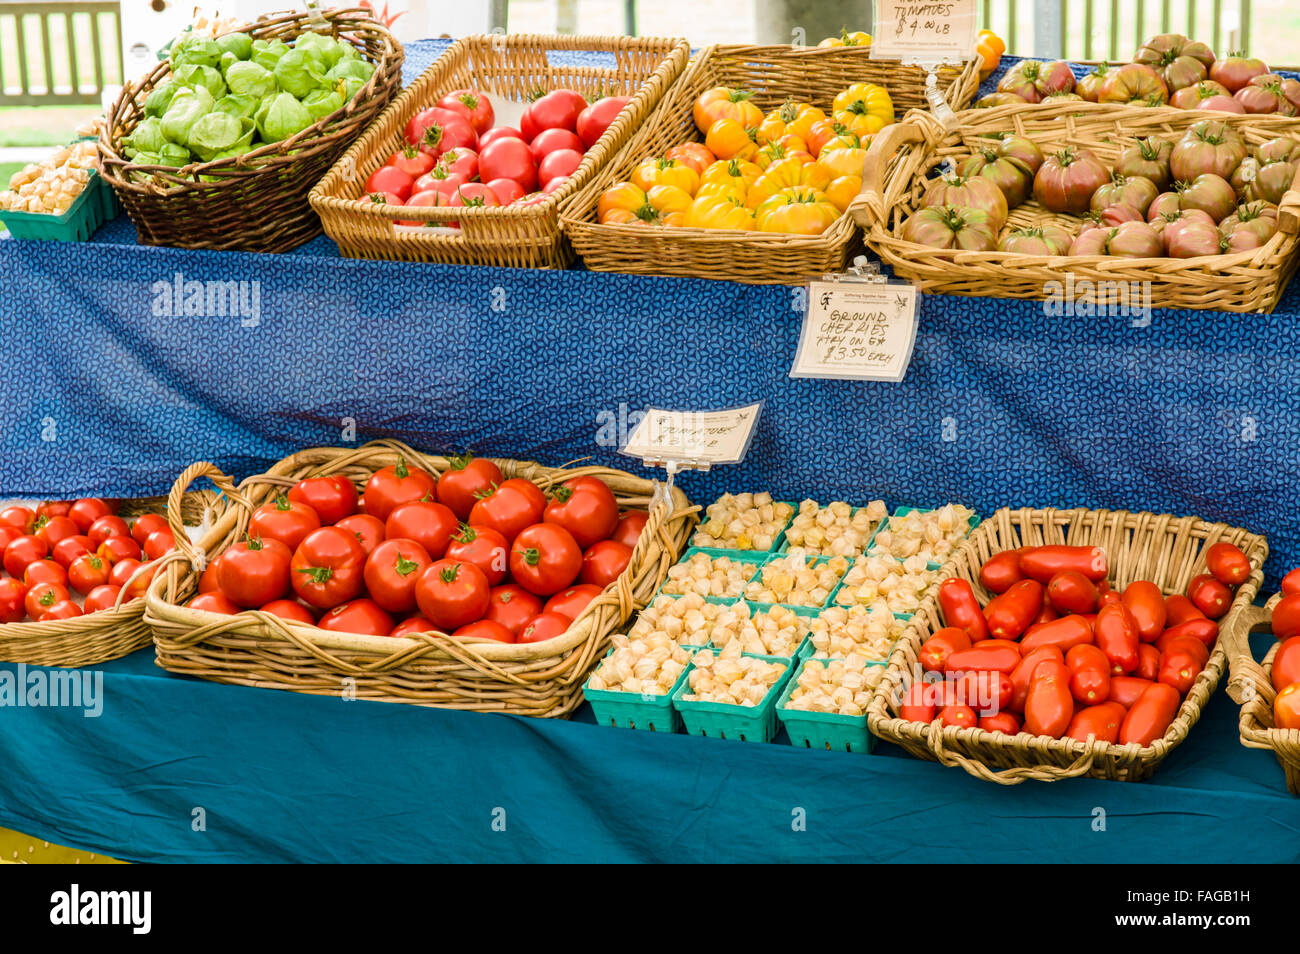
[
  {"left": 1222, "top": 598, "right": 1277, "bottom": 706},
  {"left": 164, "top": 461, "right": 247, "bottom": 567},
  {"left": 925, "top": 721, "right": 1101, "bottom": 784},
  {"left": 1277, "top": 164, "right": 1300, "bottom": 236},
  {"left": 848, "top": 120, "right": 928, "bottom": 230}
]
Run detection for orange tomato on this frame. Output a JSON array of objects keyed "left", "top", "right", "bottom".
[
  {"left": 746, "top": 156, "right": 832, "bottom": 208},
  {"left": 976, "top": 30, "right": 1006, "bottom": 77},
  {"left": 645, "top": 183, "right": 692, "bottom": 217},
  {"left": 823, "top": 174, "right": 862, "bottom": 212},
  {"left": 806, "top": 119, "right": 859, "bottom": 158},
  {"left": 630, "top": 157, "right": 699, "bottom": 195},
  {"left": 693, "top": 86, "right": 762, "bottom": 135},
  {"left": 1275, "top": 683, "right": 1300, "bottom": 730},
  {"left": 684, "top": 192, "right": 756, "bottom": 230},
  {"left": 597, "top": 181, "right": 647, "bottom": 222},
  {"left": 753, "top": 187, "right": 840, "bottom": 234},
  {"left": 755, "top": 140, "right": 815, "bottom": 171},
  {"left": 698, "top": 158, "right": 762, "bottom": 198},
  {"left": 818, "top": 29, "right": 871, "bottom": 48},
  {"left": 1272, "top": 635, "right": 1300, "bottom": 692},
  {"left": 816, "top": 146, "right": 868, "bottom": 180},
  {"left": 756, "top": 101, "right": 825, "bottom": 146},
  {"left": 664, "top": 141, "right": 716, "bottom": 175},
  {"left": 704, "top": 118, "right": 758, "bottom": 161}
]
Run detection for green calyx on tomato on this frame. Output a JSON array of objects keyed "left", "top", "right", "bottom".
[
  {"left": 244, "top": 534, "right": 268, "bottom": 550},
  {"left": 453, "top": 523, "right": 478, "bottom": 543},
  {"left": 297, "top": 566, "right": 336, "bottom": 584},
  {"left": 473, "top": 482, "right": 499, "bottom": 500},
  {"left": 393, "top": 552, "right": 422, "bottom": 578},
  {"left": 439, "top": 563, "right": 464, "bottom": 584},
  {"left": 515, "top": 547, "right": 542, "bottom": 567},
  {"left": 273, "top": 495, "right": 294, "bottom": 512},
  {"left": 38, "top": 589, "right": 57, "bottom": 608},
  {"left": 394, "top": 456, "right": 410, "bottom": 480},
  {"left": 550, "top": 486, "right": 575, "bottom": 504},
  {"left": 446, "top": 452, "right": 474, "bottom": 471}
]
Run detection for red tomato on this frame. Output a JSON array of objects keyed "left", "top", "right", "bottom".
[
  {"left": 0, "top": 577, "right": 27, "bottom": 623},
  {"left": 944, "top": 644, "right": 1021, "bottom": 675},
  {"left": 1204, "top": 541, "right": 1250, "bottom": 587},
  {"left": 1136, "top": 643, "right": 1161, "bottom": 680},
  {"left": 1046, "top": 570, "right": 1099, "bottom": 614},
  {"left": 436, "top": 455, "right": 504, "bottom": 522},
  {"left": 438, "top": 89, "right": 494, "bottom": 134},
  {"left": 530, "top": 127, "right": 585, "bottom": 162},
  {"left": 199, "top": 559, "right": 221, "bottom": 593},
  {"left": 528, "top": 89, "right": 587, "bottom": 134},
  {"left": 1065, "top": 701, "right": 1126, "bottom": 743},
  {"left": 445, "top": 524, "right": 509, "bottom": 586},
  {"left": 1019, "top": 614, "right": 1094, "bottom": 654},
  {"left": 1024, "top": 659, "right": 1074, "bottom": 738},
  {"left": 1122, "top": 580, "right": 1168, "bottom": 641},
  {"left": 87, "top": 515, "right": 130, "bottom": 547},
  {"left": 1159, "top": 617, "right": 1218, "bottom": 649},
  {"left": 544, "top": 176, "right": 570, "bottom": 194},
  {"left": 395, "top": 188, "right": 454, "bottom": 227},
  {"left": 38, "top": 600, "right": 83, "bottom": 622},
  {"left": 1157, "top": 649, "right": 1207, "bottom": 695},
  {"left": 407, "top": 106, "right": 477, "bottom": 156},
  {"left": 250, "top": 494, "right": 321, "bottom": 552},
  {"left": 97, "top": 534, "right": 142, "bottom": 565},
  {"left": 4, "top": 534, "right": 47, "bottom": 577},
  {"left": 610, "top": 511, "right": 648, "bottom": 549},
  {"left": 1093, "top": 602, "right": 1140, "bottom": 674},
  {"left": 1272, "top": 636, "right": 1300, "bottom": 691},
  {"left": 983, "top": 579, "right": 1044, "bottom": 640},
  {"left": 363, "top": 538, "right": 433, "bottom": 614},
  {"left": 918, "top": 626, "right": 972, "bottom": 672},
  {"left": 415, "top": 559, "right": 491, "bottom": 630},
  {"left": 190, "top": 592, "right": 241, "bottom": 615},
  {"left": 1108, "top": 675, "right": 1155, "bottom": 707},
  {"left": 899, "top": 678, "right": 939, "bottom": 722},
  {"left": 25, "top": 581, "right": 70, "bottom": 620},
  {"left": 0, "top": 505, "right": 35, "bottom": 533},
  {"left": 1066, "top": 643, "right": 1112, "bottom": 704},
  {"left": 24, "top": 559, "right": 67, "bottom": 588},
  {"left": 1019, "top": 545, "right": 1108, "bottom": 583},
  {"left": 449, "top": 181, "right": 501, "bottom": 209},
  {"left": 290, "top": 526, "right": 367, "bottom": 609},
  {"left": 413, "top": 167, "right": 468, "bottom": 200},
  {"left": 576, "top": 95, "right": 630, "bottom": 149},
  {"left": 453, "top": 619, "right": 515, "bottom": 643},
  {"left": 937, "top": 578, "right": 989, "bottom": 641},
  {"left": 335, "top": 514, "right": 385, "bottom": 556},
  {"left": 978, "top": 550, "right": 1024, "bottom": 594},
  {"left": 544, "top": 583, "right": 603, "bottom": 620},
  {"left": 951, "top": 669, "right": 1012, "bottom": 713},
  {"left": 131, "top": 513, "right": 169, "bottom": 546},
  {"left": 517, "top": 611, "right": 571, "bottom": 644},
  {"left": 1283, "top": 568, "right": 1300, "bottom": 597},
  {"left": 387, "top": 144, "right": 435, "bottom": 178},
  {"left": 479, "top": 126, "right": 523, "bottom": 148},
  {"left": 318, "top": 598, "right": 394, "bottom": 638},
  {"left": 1119, "top": 682, "right": 1181, "bottom": 746},
  {"left": 49, "top": 534, "right": 91, "bottom": 569},
  {"left": 67, "top": 553, "right": 111, "bottom": 595},
  {"left": 485, "top": 177, "right": 526, "bottom": 205},
  {"left": 368, "top": 190, "right": 403, "bottom": 206},
  {"left": 390, "top": 615, "right": 442, "bottom": 638},
  {"left": 469, "top": 480, "right": 545, "bottom": 544},
  {"left": 979, "top": 711, "right": 1022, "bottom": 734},
  {"left": 108, "top": 557, "right": 144, "bottom": 589},
  {"left": 385, "top": 500, "right": 458, "bottom": 560},
  {"left": 538, "top": 148, "right": 583, "bottom": 189},
  {"left": 83, "top": 584, "right": 123, "bottom": 615},
  {"left": 484, "top": 584, "right": 543, "bottom": 636},
  {"left": 67, "top": 498, "right": 113, "bottom": 533},
  {"left": 363, "top": 458, "right": 439, "bottom": 522},
  {"left": 218, "top": 536, "right": 292, "bottom": 608},
  {"left": 510, "top": 524, "right": 583, "bottom": 596},
  {"left": 364, "top": 164, "right": 415, "bottom": 201},
  {"left": 35, "top": 515, "right": 78, "bottom": 548},
  {"left": 543, "top": 476, "right": 619, "bottom": 548},
  {"left": 1187, "top": 573, "right": 1232, "bottom": 619},
  {"left": 478, "top": 137, "right": 538, "bottom": 192},
  {"left": 35, "top": 501, "right": 71, "bottom": 520},
  {"left": 143, "top": 528, "right": 176, "bottom": 561},
  {"left": 259, "top": 599, "right": 316, "bottom": 625},
  {"left": 287, "top": 474, "right": 358, "bottom": 526},
  {"left": 0, "top": 525, "right": 21, "bottom": 554},
  {"left": 579, "top": 539, "right": 632, "bottom": 588},
  {"left": 439, "top": 146, "right": 479, "bottom": 181},
  {"left": 1164, "top": 593, "right": 1206, "bottom": 626},
  {"left": 939, "top": 704, "right": 978, "bottom": 728}
]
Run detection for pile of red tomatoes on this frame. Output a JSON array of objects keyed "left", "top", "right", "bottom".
[
  {"left": 899, "top": 541, "right": 1252, "bottom": 746},
  {"left": 363, "top": 86, "right": 630, "bottom": 224},
  {"left": 0, "top": 498, "right": 177, "bottom": 623},
  {"left": 193, "top": 456, "right": 646, "bottom": 644}
]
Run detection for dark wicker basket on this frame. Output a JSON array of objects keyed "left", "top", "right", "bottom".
[{"left": 98, "top": 7, "right": 404, "bottom": 253}]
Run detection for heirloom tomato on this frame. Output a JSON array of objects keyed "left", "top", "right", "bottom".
[
  {"left": 1170, "top": 122, "right": 1247, "bottom": 182},
  {"left": 363, "top": 538, "right": 433, "bottom": 614},
  {"left": 693, "top": 87, "right": 762, "bottom": 135},
  {"left": 901, "top": 204, "right": 997, "bottom": 250},
  {"left": 920, "top": 174, "right": 1009, "bottom": 229},
  {"left": 756, "top": 101, "right": 825, "bottom": 146},
  {"left": 415, "top": 559, "right": 491, "bottom": 630},
  {"left": 831, "top": 82, "right": 894, "bottom": 136},
  {"left": 1091, "top": 173, "right": 1159, "bottom": 216},
  {"left": 363, "top": 457, "right": 438, "bottom": 522},
  {"left": 686, "top": 193, "right": 756, "bottom": 230},
  {"left": 998, "top": 59, "right": 1075, "bottom": 103},
  {"left": 664, "top": 141, "right": 716, "bottom": 175},
  {"left": 1210, "top": 52, "right": 1270, "bottom": 93},
  {"left": 705, "top": 118, "right": 758, "bottom": 162},
  {"left": 1096, "top": 62, "right": 1169, "bottom": 104},
  {"left": 754, "top": 188, "right": 840, "bottom": 235},
  {"left": 998, "top": 225, "right": 1073, "bottom": 255},
  {"left": 755, "top": 140, "right": 814, "bottom": 171},
  {"left": 290, "top": 526, "right": 366, "bottom": 609},
  {"left": 699, "top": 158, "right": 761, "bottom": 196},
  {"left": 1033, "top": 147, "right": 1110, "bottom": 213},
  {"left": 746, "top": 157, "right": 832, "bottom": 208},
  {"left": 1134, "top": 33, "right": 1214, "bottom": 92}
]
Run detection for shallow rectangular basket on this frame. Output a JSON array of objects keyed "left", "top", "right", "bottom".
[
  {"left": 856, "top": 101, "right": 1300, "bottom": 313},
  {"left": 1223, "top": 593, "right": 1300, "bottom": 794},
  {"left": 0, "top": 492, "right": 217, "bottom": 667},
  {"left": 309, "top": 33, "right": 690, "bottom": 267},
  {"left": 143, "top": 440, "right": 696, "bottom": 717},
  {"left": 97, "top": 8, "right": 404, "bottom": 253},
  {"left": 866, "top": 506, "right": 1268, "bottom": 784},
  {"left": 562, "top": 44, "right": 981, "bottom": 284}
]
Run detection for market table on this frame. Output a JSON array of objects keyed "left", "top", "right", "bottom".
[{"left": 3, "top": 39, "right": 1300, "bottom": 863}]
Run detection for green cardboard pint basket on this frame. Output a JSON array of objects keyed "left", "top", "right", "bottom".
[
  {"left": 776, "top": 658, "right": 884, "bottom": 753},
  {"left": 0, "top": 171, "right": 110, "bottom": 241},
  {"left": 671, "top": 652, "right": 794, "bottom": 743}
]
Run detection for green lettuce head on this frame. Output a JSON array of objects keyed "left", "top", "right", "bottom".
[
  {"left": 301, "top": 88, "right": 343, "bottom": 122},
  {"left": 225, "top": 60, "right": 276, "bottom": 99},
  {"left": 273, "top": 48, "right": 327, "bottom": 99},
  {"left": 219, "top": 51, "right": 239, "bottom": 75},
  {"left": 215, "top": 31, "right": 253, "bottom": 61},
  {"left": 172, "top": 63, "right": 226, "bottom": 100},
  {"left": 188, "top": 112, "right": 255, "bottom": 161},
  {"left": 125, "top": 117, "right": 166, "bottom": 157},
  {"left": 144, "top": 79, "right": 179, "bottom": 118},
  {"left": 171, "top": 33, "right": 221, "bottom": 69},
  {"left": 159, "top": 85, "right": 215, "bottom": 144},
  {"left": 257, "top": 91, "right": 315, "bottom": 143},
  {"left": 250, "top": 38, "right": 289, "bottom": 72}
]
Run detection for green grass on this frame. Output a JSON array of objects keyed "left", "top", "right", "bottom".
[{"left": 0, "top": 105, "right": 99, "bottom": 147}]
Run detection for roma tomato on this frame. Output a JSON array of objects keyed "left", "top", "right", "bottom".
[
  {"left": 250, "top": 494, "right": 321, "bottom": 552},
  {"left": 67, "top": 553, "right": 111, "bottom": 595},
  {"left": 415, "top": 559, "right": 491, "bottom": 630},
  {"left": 610, "top": 511, "right": 648, "bottom": 549},
  {"left": 83, "top": 584, "right": 123, "bottom": 615},
  {"left": 1157, "top": 648, "right": 1207, "bottom": 695},
  {"left": 1093, "top": 602, "right": 1140, "bottom": 674},
  {"left": 1282, "top": 568, "right": 1300, "bottom": 597},
  {"left": 543, "top": 476, "right": 619, "bottom": 548},
  {"left": 979, "top": 711, "right": 1022, "bottom": 735},
  {"left": 1018, "top": 545, "right": 1107, "bottom": 583},
  {"left": 67, "top": 498, "right": 113, "bottom": 533},
  {"left": 287, "top": 474, "right": 358, "bottom": 526},
  {"left": 216, "top": 536, "right": 292, "bottom": 607},
  {"left": 469, "top": 480, "right": 545, "bottom": 544},
  {"left": 1136, "top": 643, "right": 1162, "bottom": 680},
  {"left": 385, "top": 500, "right": 458, "bottom": 560},
  {"left": 579, "top": 540, "right": 632, "bottom": 588},
  {"left": 478, "top": 137, "right": 538, "bottom": 193},
  {"left": 50, "top": 535, "right": 92, "bottom": 569},
  {"left": 1159, "top": 617, "right": 1219, "bottom": 649},
  {"left": 335, "top": 514, "right": 385, "bottom": 557},
  {"left": 517, "top": 611, "right": 571, "bottom": 644},
  {"left": 87, "top": 515, "right": 130, "bottom": 547},
  {"left": 318, "top": 598, "right": 394, "bottom": 638},
  {"left": 1066, "top": 702, "right": 1126, "bottom": 743},
  {"left": 577, "top": 95, "right": 630, "bottom": 148},
  {"left": 899, "top": 677, "right": 939, "bottom": 722},
  {"left": 937, "top": 578, "right": 989, "bottom": 641},
  {"left": 1020, "top": 613, "right": 1094, "bottom": 654},
  {"left": 939, "top": 704, "right": 978, "bottom": 728},
  {"left": 1165, "top": 593, "right": 1206, "bottom": 626},
  {"left": 4, "top": 534, "right": 47, "bottom": 577},
  {"left": 259, "top": 599, "right": 316, "bottom": 625},
  {"left": 363, "top": 538, "right": 433, "bottom": 614},
  {"left": 1047, "top": 570, "right": 1099, "bottom": 614},
  {"left": 290, "top": 527, "right": 367, "bottom": 609},
  {"left": 1024, "top": 659, "right": 1074, "bottom": 738},
  {"left": 544, "top": 583, "right": 602, "bottom": 620},
  {"left": 189, "top": 592, "right": 240, "bottom": 615},
  {"left": 1122, "top": 580, "right": 1167, "bottom": 641},
  {"left": 363, "top": 457, "right": 439, "bottom": 522},
  {"left": 1272, "top": 636, "right": 1300, "bottom": 691},
  {"left": 452, "top": 619, "right": 515, "bottom": 643},
  {"left": 1119, "top": 682, "right": 1181, "bottom": 746},
  {"left": 943, "top": 644, "right": 1020, "bottom": 675},
  {"left": 0, "top": 577, "right": 27, "bottom": 623},
  {"left": 983, "top": 579, "right": 1044, "bottom": 640},
  {"left": 437, "top": 455, "right": 504, "bottom": 521},
  {"left": 131, "top": 513, "right": 168, "bottom": 546},
  {"left": 510, "top": 524, "right": 582, "bottom": 596},
  {"left": 1066, "top": 643, "right": 1112, "bottom": 704},
  {"left": 1108, "top": 675, "right": 1155, "bottom": 707},
  {"left": 1011, "top": 646, "right": 1064, "bottom": 714},
  {"left": 1204, "top": 541, "right": 1250, "bottom": 586},
  {"left": 1187, "top": 573, "right": 1232, "bottom": 619},
  {"left": 484, "top": 584, "right": 543, "bottom": 636},
  {"left": 918, "top": 626, "right": 972, "bottom": 672},
  {"left": 445, "top": 524, "right": 508, "bottom": 585},
  {"left": 979, "top": 550, "right": 1024, "bottom": 594}
]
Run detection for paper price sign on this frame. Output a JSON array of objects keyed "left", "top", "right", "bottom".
[
  {"left": 619, "top": 403, "right": 762, "bottom": 468},
  {"left": 870, "top": 0, "right": 978, "bottom": 65},
  {"left": 790, "top": 281, "right": 919, "bottom": 382}
]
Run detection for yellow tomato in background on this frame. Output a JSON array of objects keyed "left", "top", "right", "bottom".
[
  {"left": 699, "top": 158, "right": 762, "bottom": 198},
  {"left": 816, "top": 146, "right": 868, "bottom": 180},
  {"left": 693, "top": 87, "right": 763, "bottom": 134},
  {"left": 686, "top": 193, "right": 757, "bottom": 230},
  {"left": 754, "top": 187, "right": 840, "bottom": 234},
  {"left": 630, "top": 157, "right": 699, "bottom": 195},
  {"left": 832, "top": 83, "right": 895, "bottom": 137},
  {"left": 976, "top": 29, "right": 1006, "bottom": 77},
  {"left": 705, "top": 118, "right": 759, "bottom": 161},
  {"left": 756, "top": 101, "right": 825, "bottom": 146},
  {"left": 746, "top": 156, "right": 832, "bottom": 208},
  {"left": 818, "top": 29, "right": 871, "bottom": 47},
  {"left": 755, "top": 140, "right": 815, "bottom": 170},
  {"left": 664, "top": 141, "right": 716, "bottom": 175}
]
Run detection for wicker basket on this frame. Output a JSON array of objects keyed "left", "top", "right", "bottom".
[
  {"left": 856, "top": 102, "right": 1300, "bottom": 312},
  {"left": 308, "top": 33, "right": 690, "bottom": 267},
  {"left": 562, "top": 44, "right": 982, "bottom": 284},
  {"left": 866, "top": 506, "right": 1268, "bottom": 784},
  {"left": 143, "top": 440, "right": 697, "bottom": 716},
  {"left": 0, "top": 491, "right": 218, "bottom": 667},
  {"left": 98, "top": 8, "right": 404, "bottom": 253},
  {"left": 1224, "top": 593, "right": 1300, "bottom": 793}
]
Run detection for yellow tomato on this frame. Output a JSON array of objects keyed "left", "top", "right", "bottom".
[
  {"left": 699, "top": 158, "right": 762, "bottom": 197},
  {"left": 745, "top": 157, "right": 832, "bottom": 209},
  {"left": 705, "top": 118, "right": 759, "bottom": 161},
  {"left": 630, "top": 157, "right": 700, "bottom": 196},
  {"left": 756, "top": 101, "right": 825, "bottom": 147},
  {"left": 815, "top": 146, "right": 867, "bottom": 180},
  {"left": 646, "top": 183, "right": 693, "bottom": 217},
  {"left": 597, "top": 181, "right": 648, "bottom": 222},
  {"left": 695, "top": 181, "right": 747, "bottom": 203},
  {"left": 755, "top": 140, "right": 815, "bottom": 170},
  {"left": 664, "top": 141, "right": 716, "bottom": 176},
  {"left": 976, "top": 31, "right": 1005, "bottom": 77},
  {"left": 818, "top": 29, "right": 872, "bottom": 47},
  {"left": 831, "top": 83, "right": 895, "bottom": 137},
  {"left": 686, "top": 193, "right": 757, "bottom": 230},
  {"left": 596, "top": 181, "right": 691, "bottom": 225},
  {"left": 754, "top": 187, "right": 840, "bottom": 235},
  {"left": 693, "top": 86, "right": 763, "bottom": 135},
  {"left": 823, "top": 174, "right": 862, "bottom": 212}
]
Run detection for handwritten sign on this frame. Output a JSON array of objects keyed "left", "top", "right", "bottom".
[
  {"left": 869, "top": 0, "right": 978, "bottom": 65},
  {"left": 790, "top": 281, "right": 919, "bottom": 382},
  {"left": 619, "top": 403, "right": 762, "bottom": 468}
]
